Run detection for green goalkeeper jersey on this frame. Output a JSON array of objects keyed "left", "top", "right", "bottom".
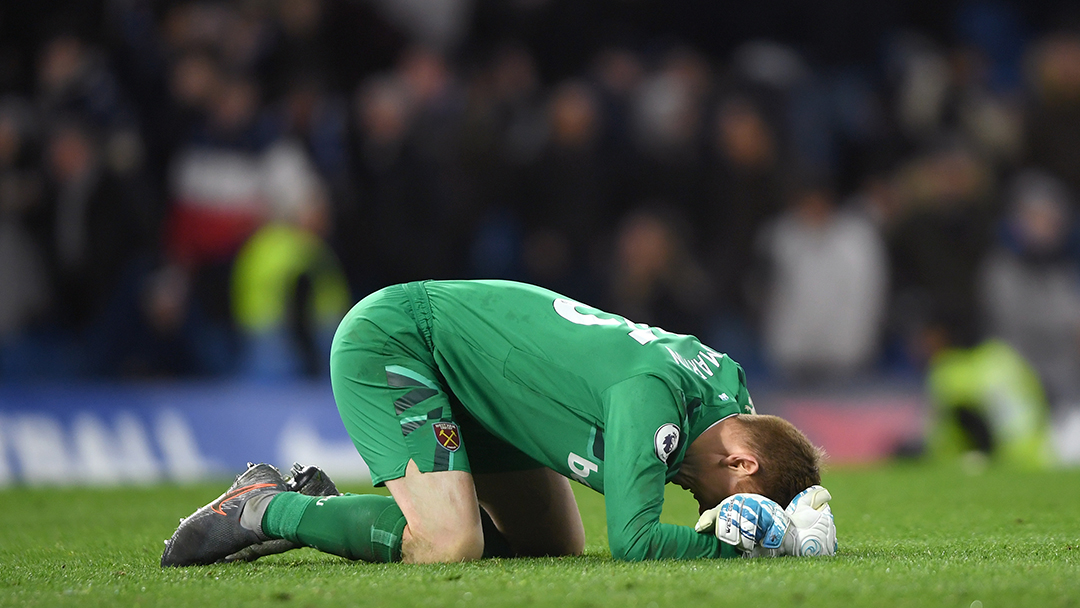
[{"left": 412, "top": 279, "right": 753, "bottom": 560}]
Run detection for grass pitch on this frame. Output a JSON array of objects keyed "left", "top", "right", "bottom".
[{"left": 2, "top": 464, "right": 1079, "bottom": 608}]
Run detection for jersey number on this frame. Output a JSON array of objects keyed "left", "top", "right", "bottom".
[{"left": 553, "top": 298, "right": 668, "bottom": 345}]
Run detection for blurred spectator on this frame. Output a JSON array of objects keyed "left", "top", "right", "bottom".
[
  {"left": 920, "top": 315, "right": 1054, "bottom": 470},
  {"left": 0, "top": 99, "right": 50, "bottom": 375},
  {"left": 395, "top": 47, "right": 472, "bottom": 272},
  {"left": 464, "top": 44, "right": 547, "bottom": 221},
  {"left": 0, "top": 204, "right": 49, "bottom": 337},
  {"left": 264, "top": 0, "right": 406, "bottom": 95},
  {"left": 160, "top": 51, "right": 220, "bottom": 155},
  {"left": 278, "top": 76, "right": 351, "bottom": 193},
  {"left": 887, "top": 33, "right": 956, "bottom": 146},
  {"left": 590, "top": 47, "right": 644, "bottom": 219},
  {"left": 788, "top": 65, "right": 883, "bottom": 186},
  {"left": 151, "top": 74, "right": 277, "bottom": 374},
  {"left": 231, "top": 141, "right": 350, "bottom": 380},
  {"left": 36, "top": 34, "right": 132, "bottom": 130},
  {"left": 730, "top": 40, "right": 810, "bottom": 93},
  {"left": 702, "top": 96, "right": 784, "bottom": 321},
  {"left": 592, "top": 48, "right": 643, "bottom": 150},
  {"left": 32, "top": 120, "right": 156, "bottom": 376},
  {"left": 605, "top": 207, "right": 714, "bottom": 338},
  {"left": 345, "top": 70, "right": 457, "bottom": 290},
  {"left": 164, "top": 75, "right": 273, "bottom": 269},
  {"left": 41, "top": 123, "right": 152, "bottom": 328},
  {"left": 456, "top": 45, "right": 545, "bottom": 280},
  {"left": 884, "top": 29, "right": 1024, "bottom": 172},
  {"left": 370, "top": 0, "right": 472, "bottom": 52},
  {"left": 952, "top": 47, "right": 1025, "bottom": 167},
  {"left": 266, "top": 0, "right": 334, "bottom": 96},
  {"left": 755, "top": 177, "right": 888, "bottom": 383},
  {"left": 980, "top": 170, "right": 1080, "bottom": 408},
  {"left": 955, "top": 0, "right": 1029, "bottom": 95},
  {"left": 629, "top": 48, "right": 710, "bottom": 209},
  {"left": 396, "top": 47, "right": 461, "bottom": 158},
  {"left": 888, "top": 140, "right": 997, "bottom": 367},
  {"left": 519, "top": 81, "right": 606, "bottom": 300},
  {"left": 1026, "top": 32, "right": 1080, "bottom": 196}
]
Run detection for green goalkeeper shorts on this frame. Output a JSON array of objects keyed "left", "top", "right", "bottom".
[{"left": 329, "top": 282, "right": 541, "bottom": 486}]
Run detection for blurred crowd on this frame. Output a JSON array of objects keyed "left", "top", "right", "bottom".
[{"left": 4, "top": 0, "right": 1080, "bottom": 416}]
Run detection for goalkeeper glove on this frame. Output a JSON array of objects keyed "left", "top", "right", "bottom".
[
  {"left": 694, "top": 493, "right": 790, "bottom": 553},
  {"left": 780, "top": 485, "right": 837, "bottom": 557},
  {"left": 695, "top": 485, "right": 837, "bottom": 557}
]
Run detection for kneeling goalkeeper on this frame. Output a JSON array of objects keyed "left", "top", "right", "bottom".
[{"left": 162, "top": 280, "right": 835, "bottom": 565}]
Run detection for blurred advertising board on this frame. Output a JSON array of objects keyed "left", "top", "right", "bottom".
[{"left": 0, "top": 382, "right": 368, "bottom": 487}]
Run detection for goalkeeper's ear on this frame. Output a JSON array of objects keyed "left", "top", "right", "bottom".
[{"left": 724, "top": 452, "right": 760, "bottom": 491}]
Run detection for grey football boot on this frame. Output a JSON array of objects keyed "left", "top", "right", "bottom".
[
  {"left": 161, "top": 463, "right": 287, "bottom": 567},
  {"left": 223, "top": 463, "right": 340, "bottom": 563}
]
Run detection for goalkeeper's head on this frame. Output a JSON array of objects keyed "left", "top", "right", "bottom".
[{"left": 674, "top": 414, "right": 824, "bottom": 512}]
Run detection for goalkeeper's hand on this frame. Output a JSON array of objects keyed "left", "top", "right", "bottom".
[
  {"left": 694, "top": 493, "right": 791, "bottom": 553},
  {"left": 780, "top": 485, "right": 837, "bottom": 557},
  {"left": 695, "top": 486, "right": 838, "bottom": 557}
]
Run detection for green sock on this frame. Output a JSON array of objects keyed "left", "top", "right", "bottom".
[{"left": 262, "top": 493, "right": 407, "bottom": 562}]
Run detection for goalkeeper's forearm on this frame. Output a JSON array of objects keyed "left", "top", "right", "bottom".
[{"left": 609, "top": 520, "right": 739, "bottom": 561}]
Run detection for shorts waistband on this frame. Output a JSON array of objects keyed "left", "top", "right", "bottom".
[{"left": 401, "top": 281, "right": 435, "bottom": 352}]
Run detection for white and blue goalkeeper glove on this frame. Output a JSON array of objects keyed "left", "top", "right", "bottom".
[
  {"left": 695, "top": 485, "right": 837, "bottom": 557},
  {"left": 694, "top": 493, "right": 791, "bottom": 553}
]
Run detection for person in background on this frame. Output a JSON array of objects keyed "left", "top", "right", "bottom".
[
  {"left": 887, "top": 140, "right": 998, "bottom": 373},
  {"left": 1026, "top": 32, "right": 1080, "bottom": 197},
  {"left": 701, "top": 96, "right": 785, "bottom": 369},
  {"left": 148, "top": 74, "right": 276, "bottom": 375},
  {"left": 231, "top": 141, "right": 350, "bottom": 380},
  {"left": 0, "top": 99, "right": 50, "bottom": 377},
  {"left": 754, "top": 175, "right": 888, "bottom": 384},
  {"left": 979, "top": 170, "right": 1080, "bottom": 409},
  {"left": 38, "top": 121, "right": 155, "bottom": 375},
  {"left": 917, "top": 310, "right": 1054, "bottom": 471},
  {"left": 519, "top": 80, "right": 606, "bottom": 301},
  {"left": 606, "top": 207, "right": 715, "bottom": 341}
]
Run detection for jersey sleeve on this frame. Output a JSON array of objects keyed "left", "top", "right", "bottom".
[{"left": 602, "top": 375, "right": 737, "bottom": 561}]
